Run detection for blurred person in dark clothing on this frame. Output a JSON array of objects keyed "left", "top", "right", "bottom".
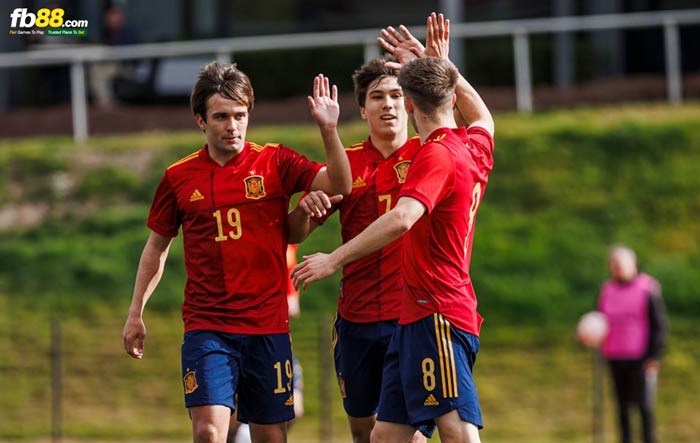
[
  {"left": 598, "top": 244, "right": 668, "bottom": 443},
  {"left": 90, "top": 2, "right": 138, "bottom": 107}
]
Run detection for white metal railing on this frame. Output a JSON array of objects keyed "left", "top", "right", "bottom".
[{"left": 1, "top": 8, "right": 699, "bottom": 142}]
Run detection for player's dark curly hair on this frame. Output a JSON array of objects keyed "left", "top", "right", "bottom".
[
  {"left": 398, "top": 57, "right": 458, "bottom": 114},
  {"left": 352, "top": 54, "right": 399, "bottom": 108},
  {"left": 190, "top": 61, "right": 255, "bottom": 121}
]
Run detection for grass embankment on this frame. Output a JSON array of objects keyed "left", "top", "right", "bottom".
[{"left": 1, "top": 103, "right": 699, "bottom": 442}]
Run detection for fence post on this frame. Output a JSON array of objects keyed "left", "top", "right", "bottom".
[
  {"left": 51, "top": 317, "right": 63, "bottom": 443},
  {"left": 364, "top": 40, "right": 380, "bottom": 64},
  {"left": 513, "top": 28, "right": 533, "bottom": 113},
  {"left": 217, "top": 50, "right": 232, "bottom": 64},
  {"left": 69, "top": 61, "right": 89, "bottom": 143},
  {"left": 318, "top": 315, "right": 333, "bottom": 443},
  {"left": 663, "top": 18, "right": 682, "bottom": 104}
]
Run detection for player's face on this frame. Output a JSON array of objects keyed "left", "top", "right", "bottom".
[
  {"left": 360, "top": 76, "right": 408, "bottom": 142},
  {"left": 196, "top": 93, "right": 249, "bottom": 162}
]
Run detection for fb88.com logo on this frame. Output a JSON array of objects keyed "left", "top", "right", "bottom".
[{"left": 10, "top": 8, "right": 86, "bottom": 28}]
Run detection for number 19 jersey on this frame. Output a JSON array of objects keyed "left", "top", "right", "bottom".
[{"left": 147, "top": 143, "right": 323, "bottom": 334}]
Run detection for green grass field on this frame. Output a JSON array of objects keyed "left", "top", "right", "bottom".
[{"left": 1, "top": 103, "right": 699, "bottom": 442}]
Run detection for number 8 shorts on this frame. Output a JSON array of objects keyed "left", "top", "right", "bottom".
[{"left": 376, "top": 313, "right": 482, "bottom": 438}]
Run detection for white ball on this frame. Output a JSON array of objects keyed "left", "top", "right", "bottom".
[{"left": 576, "top": 311, "right": 609, "bottom": 348}]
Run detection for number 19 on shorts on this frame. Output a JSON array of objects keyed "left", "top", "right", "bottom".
[{"left": 273, "top": 359, "right": 293, "bottom": 393}]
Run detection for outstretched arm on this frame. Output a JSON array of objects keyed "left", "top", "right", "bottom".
[
  {"left": 307, "top": 74, "right": 352, "bottom": 196},
  {"left": 291, "top": 196, "right": 425, "bottom": 289},
  {"left": 122, "top": 231, "right": 172, "bottom": 359}
]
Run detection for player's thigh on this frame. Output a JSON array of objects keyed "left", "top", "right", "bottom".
[
  {"left": 334, "top": 316, "right": 396, "bottom": 417},
  {"left": 237, "top": 333, "right": 295, "bottom": 424},
  {"left": 347, "top": 415, "right": 375, "bottom": 443},
  {"left": 370, "top": 420, "right": 416, "bottom": 443},
  {"left": 249, "top": 422, "right": 286, "bottom": 443},
  {"left": 181, "top": 330, "right": 239, "bottom": 411},
  {"left": 190, "top": 404, "right": 231, "bottom": 443},
  {"left": 434, "top": 410, "right": 481, "bottom": 443}
]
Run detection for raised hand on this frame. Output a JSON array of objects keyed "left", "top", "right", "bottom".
[
  {"left": 425, "top": 12, "right": 450, "bottom": 59},
  {"left": 377, "top": 24, "right": 425, "bottom": 69},
  {"left": 308, "top": 74, "right": 340, "bottom": 129}
]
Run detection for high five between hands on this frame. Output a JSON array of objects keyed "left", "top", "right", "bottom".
[{"left": 378, "top": 12, "right": 451, "bottom": 69}]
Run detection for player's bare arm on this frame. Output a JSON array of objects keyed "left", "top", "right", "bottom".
[
  {"left": 122, "top": 231, "right": 172, "bottom": 359},
  {"left": 307, "top": 74, "right": 353, "bottom": 196},
  {"left": 287, "top": 190, "right": 342, "bottom": 244},
  {"left": 291, "top": 196, "right": 425, "bottom": 289}
]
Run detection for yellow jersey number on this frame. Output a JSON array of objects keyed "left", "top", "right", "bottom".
[
  {"left": 378, "top": 194, "right": 392, "bottom": 214},
  {"left": 213, "top": 208, "right": 242, "bottom": 241},
  {"left": 464, "top": 182, "right": 482, "bottom": 258}
]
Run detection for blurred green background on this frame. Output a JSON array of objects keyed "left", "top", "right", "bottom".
[{"left": 0, "top": 103, "right": 698, "bottom": 442}]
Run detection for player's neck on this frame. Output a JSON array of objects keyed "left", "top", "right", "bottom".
[
  {"left": 416, "top": 113, "right": 456, "bottom": 144},
  {"left": 369, "top": 132, "right": 408, "bottom": 159},
  {"left": 207, "top": 145, "right": 242, "bottom": 167}
]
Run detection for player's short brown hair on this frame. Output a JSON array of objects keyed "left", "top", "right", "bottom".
[
  {"left": 352, "top": 55, "right": 399, "bottom": 108},
  {"left": 190, "top": 61, "right": 255, "bottom": 121},
  {"left": 398, "top": 57, "right": 458, "bottom": 114}
]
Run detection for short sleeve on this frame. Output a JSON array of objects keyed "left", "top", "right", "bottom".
[
  {"left": 146, "top": 173, "right": 180, "bottom": 238},
  {"left": 467, "top": 126, "right": 494, "bottom": 172},
  {"left": 467, "top": 126, "right": 494, "bottom": 154},
  {"left": 399, "top": 143, "right": 454, "bottom": 214},
  {"left": 276, "top": 145, "right": 324, "bottom": 196}
]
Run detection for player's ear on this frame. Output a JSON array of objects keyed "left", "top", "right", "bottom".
[
  {"left": 194, "top": 113, "right": 206, "bottom": 132},
  {"left": 451, "top": 93, "right": 457, "bottom": 107},
  {"left": 359, "top": 106, "right": 368, "bottom": 121}
]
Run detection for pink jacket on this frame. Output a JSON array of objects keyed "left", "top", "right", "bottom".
[{"left": 598, "top": 273, "right": 661, "bottom": 360}]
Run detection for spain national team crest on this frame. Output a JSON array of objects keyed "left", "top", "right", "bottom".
[
  {"left": 244, "top": 175, "right": 266, "bottom": 199},
  {"left": 393, "top": 160, "right": 411, "bottom": 184},
  {"left": 183, "top": 369, "right": 198, "bottom": 394}
]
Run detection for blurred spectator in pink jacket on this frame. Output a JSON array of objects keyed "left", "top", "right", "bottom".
[{"left": 598, "top": 244, "right": 668, "bottom": 443}]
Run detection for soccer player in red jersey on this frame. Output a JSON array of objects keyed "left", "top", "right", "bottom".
[
  {"left": 289, "top": 13, "right": 486, "bottom": 443},
  {"left": 290, "top": 55, "right": 422, "bottom": 443},
  {"left": 121, "top": 61, "right": 351, "bottom": 443},
  {"left": 291, "top": 16, "right": 495, "bottom": 443}
]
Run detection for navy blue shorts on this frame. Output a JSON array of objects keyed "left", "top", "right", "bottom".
[
  {"left": 376, "top": 313, "right": 482, "bottom": 438},
  {"left": 333, "top": 315, "right": 398, "bottom": 417},
  {"left": 181, "top": 330, "right": 295, "bottom": 424}
]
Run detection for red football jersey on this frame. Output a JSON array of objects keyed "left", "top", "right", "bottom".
[
  {"left": 398, "top": 126, "right": 494, "bottom": 335},
  {"left": 315, "top": 137, "right": 421, "bottom": 322},
  {"left": 147, "top": 143, "right": 323, "bottom": 334}
]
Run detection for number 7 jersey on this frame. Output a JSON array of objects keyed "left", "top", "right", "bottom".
[
  {"left": 314, "top": 136, "right": 422, "bottom": 323},
  {"left": 147, "top": 143, "right": 323, "bottom": 334}
]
